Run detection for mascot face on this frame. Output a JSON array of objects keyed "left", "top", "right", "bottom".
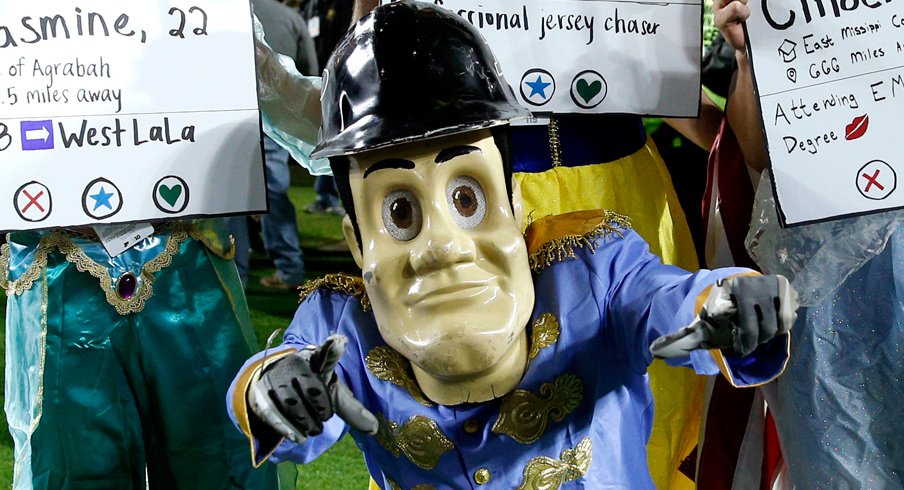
[{"left": 345, "top": 129, "right": 534, "bottom": 384}]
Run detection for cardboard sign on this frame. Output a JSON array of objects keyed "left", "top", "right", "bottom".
[
  {"left": 0, "top": 1, "right": 265, "bottom": 232},
  {"left": 746, "top": 0, "right": 904, "bottom": 226},
  {"left": 382, "top": 0, "right": 703, "bottom": 117}
]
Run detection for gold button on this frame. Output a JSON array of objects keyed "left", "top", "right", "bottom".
[
  {"left": 474, "top": 468, "right": 491, "bottom": 485},
  {"left": 463, "top": 419, "right": 480, "bottom": 434}
]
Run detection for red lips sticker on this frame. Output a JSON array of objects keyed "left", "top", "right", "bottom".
[{"left": 845, "top": 114, "right": 869, "bottom": 140}]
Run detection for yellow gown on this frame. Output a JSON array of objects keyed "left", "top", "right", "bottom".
[{"left": 511, "top": 117, "right": 702, "bottom": 490}]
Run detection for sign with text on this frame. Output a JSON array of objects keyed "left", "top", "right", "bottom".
[
  {"left": 0, "top": 1, "right": 265, "bottom": 232},
  {"left": 747, "top": 0, "right": 904, "bottom": 225},
  {"left": 382, "top": 0, "right": 703, "bottom": 117}
]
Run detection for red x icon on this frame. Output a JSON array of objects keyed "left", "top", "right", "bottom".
[
  {"left": 862, "top": 170, "right": 884, "bottom": 192},
  {"left": 22, "top": 190, "right": 45, "bottom": 213},
  {"left": 14, "top": 182, "right": 52, "bottom": 222},
  {"left": 857, "top": 160, "right": 896, "bottom": 201}
]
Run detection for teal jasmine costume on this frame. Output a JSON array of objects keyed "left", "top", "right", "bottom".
[
  {"left": 1, "top": 220, "right": 276, "bottom": 489},
  {"left": 228, "top": 211, "right": 790, "bottom": 489}
]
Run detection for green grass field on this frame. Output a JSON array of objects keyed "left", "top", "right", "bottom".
[{"left": 0, "top": 182, "right": 372, "bottom": 489}]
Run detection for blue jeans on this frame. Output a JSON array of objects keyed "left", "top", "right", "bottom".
[
  {"left": 314, "top": 175, "right": 341, "bottom": 208},
  {"left": 228, "top": 136, "right": 305, "bottom": 286}
]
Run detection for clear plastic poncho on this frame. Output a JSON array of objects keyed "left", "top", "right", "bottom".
[
  {"left": 746, "top": 172, "right": 904, "bottom": 306},
  {"left": 745, "top": 173, "right": 904, "bottom": 488},
  {"left": 253, "top": 16, "right": 330, "bottom": 175}
]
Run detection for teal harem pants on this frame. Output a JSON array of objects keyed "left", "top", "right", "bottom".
[{"left": 1, "top": 223, "right": 277, "bottom": 489}]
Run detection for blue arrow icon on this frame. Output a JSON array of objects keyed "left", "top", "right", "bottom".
[{"left": 20, "top": 120, "right": 54, "bottom": 151}]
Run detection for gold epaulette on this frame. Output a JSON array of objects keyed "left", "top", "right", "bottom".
[
  {"left": 298, "top": 273, "right": 371, "bottom": 311},
  {"left": 524, "top": 210, "right": 632, "bottom": 272}
]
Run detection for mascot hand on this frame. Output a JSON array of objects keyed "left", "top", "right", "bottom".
[
  {"left": 248, "top": 334, "right": 378, "bottom": 443},
  {"left": 650, "top": 275, "right": 798, "bottom": 359}
]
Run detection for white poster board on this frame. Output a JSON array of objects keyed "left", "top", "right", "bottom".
[
  {"left": 0, "top": 1, "right": 265, "bottom": 232},
  {"left": 746, "top": 0, "right": 904, "bottom": 226},
  {"left": 382, "top": 0, "right": 703, "bottom": 117}
]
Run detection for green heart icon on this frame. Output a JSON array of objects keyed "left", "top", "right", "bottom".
[
  {"left": 159, "top": 184, "right": 183, "bottom": 207},
  {"left": 576, "top": 79, "right": 602, "bottom": 103}
]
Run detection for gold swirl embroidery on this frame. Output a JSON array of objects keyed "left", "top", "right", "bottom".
[
  {"left": 375, "top": 414, "right": 454, "bottom": 470},
  {"left": 528, "top": 313, "right": 560, "bottom": 360},
  {"left": 298, "top": 273, "right": 371, "bottom": 311},
  {"left": 492, "top": 374, "right": 583, "bottom": 444},
  {"left": 366, "top": 347, "right": 434, "bottom": 407},
  {"left": 528, "top": 212, "right": 631, "bottom": 272},
  {"left": 516, "top": 437, "right": 593, "bottom": 490},
  {"left": 0, "top": 241, "right": 9, "bottom": 291}
]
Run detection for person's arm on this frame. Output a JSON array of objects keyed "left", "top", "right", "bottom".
[
  {"left": 663, "top": 89, "right": 724, "bottom": 150},
  {"left": 227, "top": 341, "right": 306, "bottom": 466},
  {"left": 226, "top": 291, "right": 376, "bottom": 466},
  {"left": 601, "top": 228, "right": 793, "bottom": 386},
  {"left": 716, "top": 0, "right": 770, "bottom": 172},
  {"left": 352, "top": 0, "right": 379, "bottom": 23},
  {"left": 254, "top": 21, "right": 322, "bottom": 156}
]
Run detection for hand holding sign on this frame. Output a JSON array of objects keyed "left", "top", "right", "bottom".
[{"left": 714, "top": 0, "right": 750, "bottom": 51}]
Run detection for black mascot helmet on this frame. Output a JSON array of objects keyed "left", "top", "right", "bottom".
[{"left": 310, "top": 0, "right": 529, "bottom": 159}]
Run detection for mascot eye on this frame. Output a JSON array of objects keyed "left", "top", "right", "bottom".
[
  {"left": 446, "top": 176, "right": 486, "bottom": 229},
  {"left": 382, "top": 190, "right": 422, "bottom": 241}
]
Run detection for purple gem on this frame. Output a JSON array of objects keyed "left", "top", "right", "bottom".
[{"left": 116, "top": 272, "right": 138, "bottom": 299}]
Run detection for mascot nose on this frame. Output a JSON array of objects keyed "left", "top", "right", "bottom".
[{"left": 410, "top": 226, "right": 476, "bottom": 274}]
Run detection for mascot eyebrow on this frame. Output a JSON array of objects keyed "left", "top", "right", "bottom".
[
  {"left": 362, "top": 145, "right": 484, "bottom": 178},
  {"left": 363, "top": 158, "right": 416, "bottom": 178},
  {"left": 435, "top": 145, "right": 482, "bottom": 163}
]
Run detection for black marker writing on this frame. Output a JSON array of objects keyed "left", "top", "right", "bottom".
[
  {"left": 763, "top": 0, "right": 893, "bottom": 31},
  {"left": 0, "top": 9, "right": 141, "bottom": 47},
  {"left": 539, "top": 12, "right": 595, "bottom": 45}
]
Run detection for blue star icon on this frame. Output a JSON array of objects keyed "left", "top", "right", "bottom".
[
  {"left": 90, "top": 187, "right": 114, "bottom": 211},
  {"left": 526, "top": 75, "right": 552, "bottom": 99}
]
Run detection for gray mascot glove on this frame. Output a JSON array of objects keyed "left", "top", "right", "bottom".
[
  {"left": 248, "top": 334, "right": 379, "bottom": 443},
  {"left": 650, "top": 275, "right": 798, "bottom": 359}
]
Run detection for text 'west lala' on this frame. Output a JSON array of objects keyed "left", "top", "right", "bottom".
[{"left": 58, "top": 117, "right": 195, "bottom": 148}]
